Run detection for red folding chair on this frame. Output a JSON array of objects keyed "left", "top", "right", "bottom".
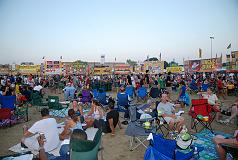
[{"left": 189, "top": 99, "right": 214, "bottom": 133}]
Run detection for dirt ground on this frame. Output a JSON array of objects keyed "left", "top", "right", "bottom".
[{"left": 0, "top": 90, "right": 237, "bottom": 159}]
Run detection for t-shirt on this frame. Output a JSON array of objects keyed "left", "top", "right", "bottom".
[
  {"left": 158, "top": 78, "right": 165, "bottom": 89},
  {"left": 180, "top": 85, "right": 186, "bottom": 97},
  {"left": 157, "top": 102, "right": 175, "bottom": 115},
  {"left": 105, "top": 110, "right": 119, "bottom": 132},
  {"left": 28, "top": 118, "right": 60, "bottom": 152},
  {"left": 166, "top": 76, "right": 172, "bottom": 87},
  {"left": 202, "top": 94, "right": 218, "bottom": 105},
  {"left": 217, "top": 80, "right": 223, "bottom": 89},
  {"left": 33, "top": 85, "right": 43, "bottom": 92}
]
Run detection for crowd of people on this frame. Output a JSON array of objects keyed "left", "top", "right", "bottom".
[{"left": 0, "top": 71, "right": 238, "bottom": 159}]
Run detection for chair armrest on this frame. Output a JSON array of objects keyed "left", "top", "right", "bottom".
[{"left": 221, "top": 143, "right": 238, "bottom": 149}]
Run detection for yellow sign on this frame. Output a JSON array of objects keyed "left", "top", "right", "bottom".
[
  {"left": 166, "top": 67, "right": 182, "bottom": 73},
  {"left": 93, "top": 66, "right": 111, "bottom": 75},
  {"left": 16, "top": 65, "right": 40, "bottom": 74}
]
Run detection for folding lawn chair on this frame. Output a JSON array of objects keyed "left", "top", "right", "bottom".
[
  {"left": 126, "top": 85, "right": 134, "bottom": 100},
  {"left": 116, "top": 92, "right": 130, "bottom": 118},
  {"left": 137, "top": 86, "right": 148, "bottom": 101},
  {"left": 30, "top": 91, "right": 47, "bottom": 110},
  {"left": 144, "top": 133, "right": 203, "bottom": 160},
  {"left": 70, "top": 129, "right": 103, "bottom": 160},
  {"left": 48, "top": 96, "right": 68, "bottom": 117},
  {"left": 80, "top": 90, "right": 92, "bottom": 104},
  {"left": 189, "top": 99, "right": 215, "bottom": 133},
  {"left": 125, "top": 105, "right": 156, "bottom": 151},
  {"left": 0, "top": 95, "right": 16, "bottom": 110}
]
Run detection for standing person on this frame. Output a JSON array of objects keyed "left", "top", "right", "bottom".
[
  {"left": 166, "top": 72, "right": 173, "bottom": 97},
  {"left": 217, "top": 77, "right": 226, "bottom": 100},
  {"left": 158, "top": 74, "right": 166, "bottom": 93},
  {"left": 21, "top": 108, "right": 60, "bottom": 152}
]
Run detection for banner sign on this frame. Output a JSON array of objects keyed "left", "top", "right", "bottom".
[
  {"left": 189, "top": 60, "right": 201, "bottom": 72},
  {"left": 93, "top": 66, "right": 111, "bottom": 75},
  {"left": 187, "top": 57, "right": 222, "bottom": 72},
  {"left": 143, "top": 61, "right": 164, "bottom": 74},
  {"left": 44, "top": 61, "right": 62, "bottom": 75},
  {"left": 114, "top": 64, "right": 131, "bottom": 74},
  {"left": 166, "top": 67, "right": 183, "bottom": 73},
  {"left": 16, "top": 65, "right": 40, "bottom": 74}
]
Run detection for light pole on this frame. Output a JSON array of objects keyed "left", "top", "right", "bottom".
[
  {"left": 210, "top": 36, "right": 214, "bottom": 60},
  {"left": 210, "top": 36, "right": 214, "bottom": 71}
]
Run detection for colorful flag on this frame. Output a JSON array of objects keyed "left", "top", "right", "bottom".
[{"left": 227, "top": 43, "right": 231, "bottom": 49}]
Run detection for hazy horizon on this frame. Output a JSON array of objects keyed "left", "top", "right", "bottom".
[{"left": 0, "top": 0, "right": 238, "bottom": 65}]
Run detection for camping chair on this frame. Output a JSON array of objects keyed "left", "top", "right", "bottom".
[
  {"left": 149, "top": 87, "right": 160, "bottom": 99},
  {"left": 70, "top": 129, "right": 103, "bottom": 160},
  {"left": 144, "top": 133, "right": 203, "bottom": 160},
  {"left": 116, "top": 93, "right": 130, "bottom": 118},
  {"left": 125, "top": 105, "right": 156, "bottom": 151},
  {"left": 126, "top": 85, "right": 134, "bottom": 100},
  {"left": 30, "top": 91, "right": 47, "bottom": 110},
  {"left": 189, "top": 99, "right": 215, "bottom": 133},
  {"left": 15, "top": 102, "right": 29, "bottom": 122},
  {"left": 0, "top": 108, "right": 16, "bottom": 127},
  {"left": 96, "top": 90, "right": 108, "bottom": 106},
  {"left": 80, "top": 90, "right": 92, "bottom": 104},
  {"left": 221, "top": 143, "right": 238, "bottom": 159},
  {"left": 48, "top": 96, "right": 68, "bottom": 117},
  {"left": 137, "top": 86, "right": 148, "bottom": 101},
  {"left": 153, "top": 101, "right": 176, "bottom": 138},
  {"left": 0, "top": 95, "right": 16, "bottom": 110}
]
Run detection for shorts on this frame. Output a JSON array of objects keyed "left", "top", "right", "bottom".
[{"left": 164, "top": 116, "right": 182, "bottom": 124}]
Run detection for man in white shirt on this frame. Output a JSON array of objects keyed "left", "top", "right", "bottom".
[
  {"left": 157, "top": 94, "right": 185, "bottom": 132},
  {"left": 22, "top": 108, "right": 60, "bottom": 152},
  {"left": 33, "top": 83, "right": 43, "bottom": 92}
]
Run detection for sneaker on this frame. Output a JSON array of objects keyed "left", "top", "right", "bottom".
[{"left": 219, "top": 119, "right": 230, "bottom": 124}]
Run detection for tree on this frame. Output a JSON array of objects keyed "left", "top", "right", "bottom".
[
  {"left": 164, "top": 61, "right": 169, "bottom": 69},
  {"left": 144, "top": 57, "right": 158, "bottom": 62},
  {"left": 126, "top": 59, "right": 137, "bottom": 66}
]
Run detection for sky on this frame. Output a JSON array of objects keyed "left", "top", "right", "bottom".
[{"left": 0, "top": 0, "right": 238, "bottom": 65}]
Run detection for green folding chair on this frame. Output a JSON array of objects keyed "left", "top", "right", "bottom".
[
  {"left": 30, "top": 91, "right": 47, "bottom": 110},
  {"left": 70, "top": 129, "right": 103, "bottom": 160},
  {"left": 15, "top": 103, "right": 29, "bottom": 122},
  {"left": 48, "top": 96, "right": 68, "bottom": 117}
]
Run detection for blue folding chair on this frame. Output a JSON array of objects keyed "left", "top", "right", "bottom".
[
  {"left": 0, "top": 95, "right": 16, "bottom": 110},
  {"left": 115, "top": 92, "right": 129, "bottom": 118},
  {"left": 144, "top": 133, "right": 203, "bottom": 160},
  {"left": 137, "top": 86, "right": 147, "bottom": 100},
  {"left": 125, "top": 85, "right": 134, "bottom": 99},
  {"left": 97, "top": 91, "right": 107, "bottom": 105}
]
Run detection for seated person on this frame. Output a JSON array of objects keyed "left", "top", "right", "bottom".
[
  {"left": 157, "top": 93, "right": 185, "bottom": 132},
  {"left": 1, "top": 85, "right": 15, "bottom": 96},
  {"left": 22, "top": 108, "right": 60, "bottom": 152},
  {"left": 149, "top": 80, "right": 160, "bottom": 99},
  {"left": 198, "top": 87, "right": 221, "bottom": 121},
  {"left": 60, "top": 109, "right": 83, "bottom": 141},
  {"left": 220, "top": 100, "right": 238, "bottom": 124},
  {"left": 201, "top": 79, "right": 209, "bottom": 92},
  {"left": 94, "top": 99, "right": 121, "bottom": 136},
  {"left": 38, "top": 129, "right": 87, "bottom": 160},
  {"left": 33, "top": 82, "right": 44, "bottom": 97},
  {"left": 70, "top": 100, "right": 83, "bottom": 116},
  {"left": 177, "top": 81, "right": 187, "bottom": 107},
  {"left": 213, "top": 130, "right": 238, "bottom": 160},
  {"left": 84, "top": 99, "right": 104, "bottom": 128}
]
